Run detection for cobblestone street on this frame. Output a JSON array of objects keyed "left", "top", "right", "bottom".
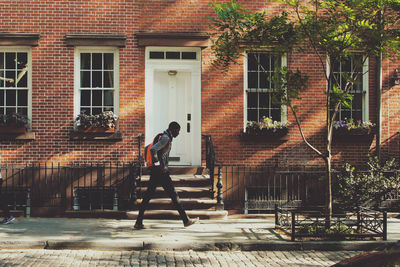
[{"left": 0, "top": 249, "right": 360, "bottom": 266}]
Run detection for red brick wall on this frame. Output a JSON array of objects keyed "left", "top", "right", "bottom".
[{"left": 0, "top": 0, "right": 398, "bottom": 167}]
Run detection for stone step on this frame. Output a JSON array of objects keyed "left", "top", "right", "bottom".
[
  {"left": 134, "top": 198, "right": 217, "bottom": 210},
  {"left": 126, "top": 209, "right": 228, "bottom": 220},
  {"left": 139, "top": 175, "right": 211, "bottom": 187},
  {"left": 138, "top": 187, "right": 211, "bottom": 198}
]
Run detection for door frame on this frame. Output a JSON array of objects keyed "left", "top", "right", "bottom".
[{"left": 145, "top": 46, "right": 202, "bottom": 166}]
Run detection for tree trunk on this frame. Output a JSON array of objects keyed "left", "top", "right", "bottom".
[{"left": 325, "top": 156, "right": 333, "bottom": 228}]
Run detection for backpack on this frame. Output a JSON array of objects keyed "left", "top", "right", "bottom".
[{"left": 144, "top": 133, "right": 164, "bottom": 167}]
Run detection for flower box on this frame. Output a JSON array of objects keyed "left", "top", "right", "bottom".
[
  {"left": 0, "top": 125, "right": 27, "bottom": 134},
  {"left": 333, "top": 127, "right": 373, "bottom": 136},
  {"left": 241, "top": 127, "right": 289, "bottom": 141},
  {"left": 77, "top": 126, "right": 115, "bottom": 133}
]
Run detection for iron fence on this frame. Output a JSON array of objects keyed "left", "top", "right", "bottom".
[
  {"left": 275, "top": 206, "right": 387, "bottom": 241},
  {"left": 0, "top": 163, "right": 139, "bottom": 216}
]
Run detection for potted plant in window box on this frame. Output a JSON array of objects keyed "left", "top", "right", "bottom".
[
  {"left": 241, "top": 117, "right": 289, "bottom": 140},
  {"left": 0, "top": 113, "right": 29, "bottom": 134},
  {"left": 333, "top": 118, "right": 375, "bottom": 141},
  {"left": 75, "top": 111, "right": 118, "bottom": 133}
]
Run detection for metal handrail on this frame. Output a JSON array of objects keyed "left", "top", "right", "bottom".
[{"left": 202, "top": 134, "right": 216, "bottom": 198}]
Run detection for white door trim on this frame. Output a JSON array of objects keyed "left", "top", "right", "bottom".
[{"left": 145, "top": 47, "right": 201, "bottom": 166}]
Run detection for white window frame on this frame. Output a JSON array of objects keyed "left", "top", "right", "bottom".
[
  {"left": 0, "top": 47, "right": 32, "bottom": 129},
  {"left": 243, "top": 51, "right": 287, "bottom": 131},
  {"left": 326, "top": 55, "right": 369, "bottom": 122},
  {"left": 73, "top": 47, "right": 119, "bottom": 118}
]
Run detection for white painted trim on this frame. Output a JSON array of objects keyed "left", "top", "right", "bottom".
[
  {"left": 0, "top": 47, "right": 32, "bottom": 129},
  {"left": 145, "top": 46, "right": 202, "bottom": 166},
  {"left": 363, "top": 56, "right": 369, "bottom": 121},
  {"left": 243, "top": 51, "right": 288, "bottom": 131},
  {"left": 73, "top": 47, "right": 120, "bottom": 119}
]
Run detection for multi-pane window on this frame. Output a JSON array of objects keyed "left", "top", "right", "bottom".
[
  {"left": 246, "top": 52, "right": 282, "bottom": 122},
  {"left": 329, "top": 55, "right": 365, "bottom": 121},
  {"left": 0, "top": 50, "right": 29, "bottom": 117},
  {"left": 78, "top": 51, "right": 116, "bottom": 115}
]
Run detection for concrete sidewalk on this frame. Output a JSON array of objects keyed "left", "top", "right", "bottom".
[{"left": 0, "top": 217, "right": 398, "bottom": 251}]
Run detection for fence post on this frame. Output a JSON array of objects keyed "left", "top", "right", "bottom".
[
  {"left": 26, "top": 188, "right": 31, "bottom": 218},
  {"left": 73, "top": 188, "right": 80, "bottom": 211},
  {"left": 275, "top": 204, "right": 279, "bottom": 226},
  {"left": 216, "top": 166, "right": 224, "bottom": 211},
  {"left": 383, "top": 210, "right": 387, "bottom": 241},
  {"left": 357, "top": 207, "right": 361, "bottom": 232},
  {"left": 113, "top": 187, "right": 118, "bottom": 211},
  {"left": 291, "top": 210, "right": 296, "bottom": 242}
]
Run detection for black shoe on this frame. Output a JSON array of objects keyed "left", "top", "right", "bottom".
[
  {"left": 184, "top": 217, "right": 199, "bottom": 227},
  {"left": 134, "top": 223, "right": 146, "bottom": 230}
]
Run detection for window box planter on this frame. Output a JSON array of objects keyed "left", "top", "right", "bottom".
[
  {"left": 333, "top": 127, "right": 375, "bottom": 142},
  {"left": 240, "top": 127, "right": 289, "bottom": 141},
  {"left": 76, "top": 126, "right": 115, "bottom": 133},
  {"left": 0, "top": 125, "right": 27, "bottom": 134}
]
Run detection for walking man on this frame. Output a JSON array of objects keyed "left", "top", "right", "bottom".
[
  {"left": 0, "top": 173, "right": 15, "bottom": 224},
  {"left": 134, "top": 121, "right": 198, "bottom": 229}
]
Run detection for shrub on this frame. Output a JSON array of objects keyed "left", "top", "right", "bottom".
[
  {"left": 75, "top": 111, "right": 118, "bottom": 129},
  {"left": 0, "top": 113, "right": 29, "bottom": 128},
  {"left": 333, "top": 156, "right": 399, "bottom": 209}
]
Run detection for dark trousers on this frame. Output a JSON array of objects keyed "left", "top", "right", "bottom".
[
  {"left": 0, "top": 179, "right": 10, "bottom": 218},
  {"left": 136, "top": 166, "right": 189, "bottom": 224}
]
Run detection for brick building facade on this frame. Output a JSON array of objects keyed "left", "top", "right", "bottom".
[{"left": 0, "top": 0, "right": 399, "bottom": 168}]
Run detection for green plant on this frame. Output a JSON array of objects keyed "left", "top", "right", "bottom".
[
  {"left": 246, "top": 116, "right": 290, "bottom": 133},
  {"left": 75, "top": 111, "right": 118, "bottom": 129},
  {"left": 328, "top": 222, "right": 355, "bottom": 235},
  {"left": 333, "top": 156, "right": 399, "bottom": 208},
  {"left": 334, "top": 118, "right": 375, "bottom": 131},
  {"left": 0, "top": 113, "right": 29, "bottom": 128}
]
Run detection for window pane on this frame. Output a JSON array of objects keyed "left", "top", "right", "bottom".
[
  {"left": 0, "top": 90, "right": 3, "bottom": 106},
  {"left": 80, "top": 71, "right": 90, "bottom": 88},
  {"left": 104, "top": 107, "right": 113, "bottom": 112},
  {"left": 341, "top": 110, "right": 351, "bottom": 120},
  {"left": 81, "top": 90, "right": 90, "bottom": 106},
  {"left": 166, "top": 52, "right": 180, "bottom": 59},
  {"left": 17, "top": 73, "right": 27, "bottom": 87},
  {"left": 248, "top": 53, "right": 258, "bottom": 71},
  {"left": 0, "top": 52, "right": 4, "bottom": 69},
  {"left": 17, "top": 107, "right": 27, "bottom": 116},
  {"left": 104, "top": 90, "right": 113, "bottom": 106},
  {"left": 149, "top": 51, "right": 164, "bottom": 59},
  {"left": 353, "top": 76, "right": 363, "bottom": 92},
  {"left": 342, "top": 57, "right": 351, "bottom": 72},
  {"left": 92, "top": 53, "right": 102, "bottom": 70},
  {"left": 17, "top": 53, "right": 27, "bottom": 69},
  {"left": 247, "top": 92, "right": 257, "bottom": 108},
  {"left": 103, "top": 53, "right": 114, "bottom": 70},
  {"left": 80, "top": 53, "right": 91, "bottom": 69},
  {"left": 247, "top": 109, "right": 257, "bottom": 121},
  {"left": 352, "top": 111, "right": 362, "bottom": 121},
  {"left": 0, "top": 108, "right": 3, "bottom": 116},
  {"left": 272, "top": 55, "right": 281, "bottom": 69},
  {"left": 182, "top": 52, "right": 196, "bottom": 60},
  {"left": 17, "top": 90, "right": 27, "bottom": 106},
  {"left": 6, "top": 107, "right": 16, "bottom": 115},
  {"left": 80, "top": 107, "right": 90, "bottom": 114},
  {"left": 259, "top": 109, "right": 268, "bottom": 120},
  {"left": 352, "top": 93, "right": 362, "bottom": 110},
  {"left": 260, "top": 54, "right": 270, "bottom": 71},
  {"left": 259, "top": 72, "right": 269, "bottom": 89},
  {"left": 271, "top": 109, "right": 281, "bottom": 121},
  {"left": 248, "top": 72, "right": 258, "bottom": 88},
  {"left": 5, "top": 71, "right": 15, "bottom": 87},
  {"left": 0, "top": 71, "right": 3, "bottom": 87},
  {"left": 92, "top": 90, "right": 102, "bottom": 106},
  {"left": 92, "top": 71, "right": 102, "bottom": 88},
  {"left": 259, "top": 92, "right": 270, "bottom": 109},
  {"left": 6, "top": 53, "right": 16, "bottom": 69},
  {"left": 103, "top": 71, "right": 114, "bottom": 88},
  {"left": 92, "top": 108, "right": 102, "bottom": 115},
  {"left": 6, "top": 90, "right": 16, "bottom": 106}
]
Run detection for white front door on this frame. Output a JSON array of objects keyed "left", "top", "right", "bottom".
[{"left": 145, "top": 47, "right": 201, "bottom": 166}]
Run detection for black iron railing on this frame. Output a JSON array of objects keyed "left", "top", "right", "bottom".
[
  {"left": 203, "top": 134, "right": 216, "bottom": 197},
  {"left": 0, "top": 163, "right": 139, "bottom": 215},
  {"left": 275, "top": 206, "right": 387, "bottom": 241}
]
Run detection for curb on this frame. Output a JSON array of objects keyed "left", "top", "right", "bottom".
[{"left": 0, "top": 240, "right": 395, "bottom": 251}]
